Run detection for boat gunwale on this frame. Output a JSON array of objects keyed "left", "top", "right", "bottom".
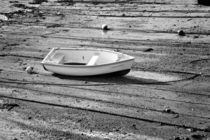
[{"left": 41, "top": 47, "right": 135, "bottom": 68}]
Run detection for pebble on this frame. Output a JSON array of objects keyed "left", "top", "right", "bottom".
[
  {"left": 144, "top": 48, "right": 154, "bottom": 52},
  {"left": 164, "top": 107, "right": 171, "bottom": 113},
  {"left": 102, "top": 24, "right": 109, "bottom": 30},
  {"left": 0, "top": 14, "right": 8, "bottom": 21},
  {"left": 165, "top": 108, "right": 171, "bottom": 113},
  {"left": 177, "top": 30, "right": 185, "bottom": 36},
  {"left": 25, "top": 66, "right": 34, "bottom": 74},
  {"left": 28, "top": 116, "right": 32, "bottom": 120},
  {"left": 193, "top": 35, "right": 199, "bottom": 39},
  {"left": 186, "top": 128, "right": 195, "bottom": 132}
]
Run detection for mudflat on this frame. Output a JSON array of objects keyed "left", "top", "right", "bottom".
[{"left": 0, "top": 0, "right": 210, "bottom": 139}]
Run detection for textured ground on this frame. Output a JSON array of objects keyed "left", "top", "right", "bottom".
[{"left": 0, "top": 0, "right": 210, "bottom": 139}]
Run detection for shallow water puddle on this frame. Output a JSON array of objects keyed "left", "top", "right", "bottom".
[{"left": 127, "top": 71, "right": 181, "bottom": 82}]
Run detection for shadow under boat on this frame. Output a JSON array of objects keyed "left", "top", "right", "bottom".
[{"left": 52, "top": 69, "right": 170, "bottom": 85}]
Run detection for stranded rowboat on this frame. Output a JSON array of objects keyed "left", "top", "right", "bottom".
[{"left": 41, "top": 48, "right": 134, "bottom": 76}]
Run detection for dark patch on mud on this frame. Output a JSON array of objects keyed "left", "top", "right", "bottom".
[
  {"left": 191, "top": 133, "right": 207, "bottom": 139},
  {"left": 0, "top": 103, "right": 19, "bottom": 111},
  {"left": 0, "top": 37, "right": 27, "bottom": 52},
  {"left": 46, "top": 23, "right": 63, "bottom": 28},
  {"left": 9, "top": 1, "right": 19, "bottom": 4},
  {"left": 12, "top": 3, "right": 32, "bottom": 9},
  {"left": 143, "top": 48, "right": 154, "bottom": 52},
  {"left": 29, "top": 0, "right": 48, "bottom": 4},
  {"left": 57, "top": 0, "right": 75, "bottom": 6},
  {"left": 56, "top": 0, "right": 123, "bottom": 6},
  {"left": 1, "top": 3, "right": 45, "bottom": 24},
  {"left": 198, "top": 0, "right": 210, "bottom": 5}
]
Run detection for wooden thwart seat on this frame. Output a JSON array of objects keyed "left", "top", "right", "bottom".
[
  {"left": 50, "top": 53, "right": 65, "bottom": 64},
  {"left": 86, "top": 55, "right": 99, "bottom": 66}
]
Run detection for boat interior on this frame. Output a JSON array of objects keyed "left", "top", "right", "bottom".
[{"left": 46, "top": 49, "right": 131, "bottom": 66}]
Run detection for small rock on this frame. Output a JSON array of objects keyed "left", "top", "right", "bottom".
[
  {"left": 143, "top": 48, "right": 153, "bottom": 52},
  {"left": 25, "top": 66, "right": 34, "bottom": 74},
  {"left": 101, "top": 24, "right": 109, "bottom": 30},
  {"left": 0, "top": 14, "right": 8, "bottom": 21},
  {"left": 177, "top": 30, "right": 185, "bottom": 36},
  {"left": 193, "top": 35, "right": 199, "bottom": 39},
  {"left": 163, "top": 107, "right": 177, "bottom": 114},
  {"left": 186, "top": 128, "right": 195, "bottom": 132},
  {"left": 165, "top": 108, "right": 171, "bottom": 113},
  {"left": 164, "top": 107, "right": 171, "bottom": 113}
]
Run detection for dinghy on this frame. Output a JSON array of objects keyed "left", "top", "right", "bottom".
[{"left": 41, "top": 48, "right": 134, "bottom": 76}]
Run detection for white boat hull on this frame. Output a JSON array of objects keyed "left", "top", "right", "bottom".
[{"left": 41, "top": 48, "right": 134, "bottom": 76}]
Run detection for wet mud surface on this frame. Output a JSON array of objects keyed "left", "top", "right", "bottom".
[{"left": 0, "top": 0, "right": 210, "bottom": 139}]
